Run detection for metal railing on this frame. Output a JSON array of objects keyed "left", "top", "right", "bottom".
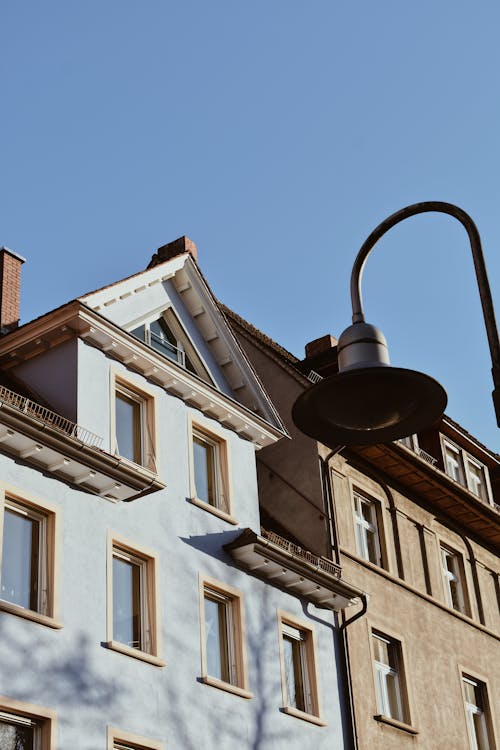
[
  {"left": 0, "top": 384, "right": 103, "bottom": 449},
  {"left": 261, "top": 528, "right": 342, "bottom": 579}
]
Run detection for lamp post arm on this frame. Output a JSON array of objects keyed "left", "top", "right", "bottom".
[{"left": 350, "top": 201, "right": 500, "bottom": 427}]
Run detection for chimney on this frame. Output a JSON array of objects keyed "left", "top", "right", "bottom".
[
  {"left": 299, "top": 333, "right": 339, "bottom": 378},
  {"left": 147, "top": 236, "right": 198, "bottom": 269},
  {"left": 305, "top": 334, "right": 338, "bottom": 359},
  {"left": 0, "top": 247, "right": 25, "bottom": 334}
]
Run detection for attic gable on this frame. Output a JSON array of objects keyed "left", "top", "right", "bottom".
[{"left": 79, "top": 244, "right": 286, "bottom": 435}]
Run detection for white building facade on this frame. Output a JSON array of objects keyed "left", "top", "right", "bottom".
[{"left": 0, "top": 241, "right": 360, "bottom": 750}]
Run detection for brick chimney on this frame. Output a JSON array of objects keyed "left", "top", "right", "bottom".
[
  {"left": 305, "top": 334, "right": 338, "bottom": 359},
  {"left": 299, "top": 333, "right": 339, "bottom": 378},
  {"left": 147, "top": 236, "right": 198, "bottom": 269},
  {"left": 0, "top": 247, "right": 25, "bottom": 334}
]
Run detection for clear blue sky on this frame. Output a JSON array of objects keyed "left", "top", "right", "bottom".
[{"left": 1, "top": 1, "right": 499, "bottom": 450}]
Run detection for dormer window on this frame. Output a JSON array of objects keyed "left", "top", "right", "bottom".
[
  {"left": 442, "top": 438, "right": 491, "bottom": 504},
  {"left": 130, "top": 309, "right": 210, "bottom": 382},
  {"left": 131, "top": 316, "right": 196, "bottom": 374}
]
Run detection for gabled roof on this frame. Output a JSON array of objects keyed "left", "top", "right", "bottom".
[
  {"left": 0, "top": 247, "right": 287, "bottom": 447},
  {"left": 78, "top": 251, "right": 287, "bottom": 437}
]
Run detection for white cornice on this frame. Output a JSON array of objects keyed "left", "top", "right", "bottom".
[{"left": 0, "top": 303, "right": 286, "bottom": 448}]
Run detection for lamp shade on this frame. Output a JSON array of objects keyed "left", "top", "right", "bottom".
[{"left": 292, "top": 322, "right": 447, "bottom": 447}]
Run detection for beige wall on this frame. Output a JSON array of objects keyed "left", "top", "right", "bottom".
[{"left": 334, "top": 455, "right": 500, "bottom": 749}]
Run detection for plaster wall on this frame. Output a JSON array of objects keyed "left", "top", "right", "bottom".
[
  {"left": 332, "top": 456, "right": 500, "bottom": 749},
  {"left": 232, "top": 332, "right": 328, "bottom": 556},
  {"left": 12, "top": 339, "right": 78, "bottom": 421},
  {"left": 0, "top": 343, "right": 350, "bottom": 750}
]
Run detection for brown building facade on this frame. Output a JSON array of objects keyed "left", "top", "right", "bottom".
[{"left": 225, "top": 307, "right": 500, "bottom": 750}]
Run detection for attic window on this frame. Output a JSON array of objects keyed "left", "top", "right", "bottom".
[{"left": 130, "top": 309, "right": 210, "bottom": 381}]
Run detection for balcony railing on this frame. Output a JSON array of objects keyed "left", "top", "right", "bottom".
[
  {"left": 0, "top": 384, "right": 103, "bottom": 449},
  {"left": 261, "top": 528, "right": 341, "bottom": 579}
]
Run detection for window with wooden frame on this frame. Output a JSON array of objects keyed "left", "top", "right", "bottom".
[
  {"left": 113, "top": 377, "right": 156, "bottom": 472},
  {"left": 440, "top": 545, "right": 469, "bottom": 615},
  {"left": 108, "top": 726, "right": 163, "bottom": 750},
  {"left": 0, "top": 698, "right": 56, "bottom": 750},
  {"left": 278, "top": 612, "right": 324, "bottom": 725},
  {"left": 106, "top": 535, "right": 164, "bottom": 666},
  {"left": 372, "top": 631, "right": 408, "bottom": 724},
  {"left": 462, "top": 675, "right": 494, "bottom": 750},
  {"left": 199, "top": 576, "right": 251, "bottom": 698},
  {"left": 0, "top": 491, "right": 59, "bottom": 627},
  {"left": 352, "top": 490, "right": 383, "bottom": 567},
  {"left": 190, "top": 422, "right": 233, "bottom": 521}
]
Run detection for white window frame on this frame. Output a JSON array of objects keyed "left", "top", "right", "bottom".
[
  {"left": 277, "top": 611, "right": 325, "bottom": 726},
  {"left": 462, "top": 675, "right": 493, "bottom": 750},
  {"left": 106, "top": 533, "right": 164, "bottom": 667},
  {"left": 112, "top": 373, "right": 157, "bottom": 473},
  {"left": 440, "top": 544, "right": 469, "bottom": 615},
  {"left": 0, "top": 487, "right": 60, "bottom": 628},
  {"left": 128, "top": 306, "right": 213, "bottom": 383},
  {"left": 353, "top": 490, "right": 383, "bottom": 567},
  {"left": 189, "top": 418, "right": 235, "bottom": 523},
  {"left": 372, "top": 632, "right": 406, "bottom": 723},
  {"left": 441, "top": 438, "right": 492, "bottom": 504},
  {"left": 199, "top": 575, "right": 251, "bottom": 699}
]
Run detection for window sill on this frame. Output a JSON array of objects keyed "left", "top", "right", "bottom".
[
  {"left": 374, "top": 715, "right": 418, "bottom": 735},
  {"left": 281, "top": 706, "right": 326, "bottom": 727},
  {"left": 0, "top": 599, "right": 62, "bottom": 629},
  {"left": 201, "top": 675, "right": 253, "bottom": 699},
  {"left": 189, "top": 496, "right": 238, "bottom": 525},
  {"left": 104, "top": 640, "right": 166, "bottom": 667}
]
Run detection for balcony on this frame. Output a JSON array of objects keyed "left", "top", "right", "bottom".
[
  {"left": 0, "top": 385, "right": 165, "bottom": 501},
  {"left": 225, "top": 527, "right": 362, "bottom": 611}
]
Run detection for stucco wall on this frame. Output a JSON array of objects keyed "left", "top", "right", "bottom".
[{"left": 0, "top": 339, "right": 350, "bottom": 750}]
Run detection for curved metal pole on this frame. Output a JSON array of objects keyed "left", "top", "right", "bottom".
[{"left": 350, "top": 201, "right": 500, "bottom": 427}]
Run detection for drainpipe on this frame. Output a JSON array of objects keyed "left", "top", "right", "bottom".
[{"left": 320, "top": 447, "right": 368, "bottom": 750}]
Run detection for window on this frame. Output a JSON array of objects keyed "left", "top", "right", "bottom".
[
  {"left": 441, "top": 545, "right": 469, "bottom": 615},
  {"left": 0, "top": 491, "right": 59, "bottom": 626},
  {"left": 130, "top": 309, "right": 210, "bottom": 381},
  {"left": 108, "top": 726, "right": 163, "bottom": 750},
  {"left": 199, "top": 576, "right": 250, "bottom": 698},
  {"left": 464, "top": 456, "right": 488, "bottom": 503},
  {"left": 372, "top": 632, "right": 407, "bottom": 723},
  {"left": 106, "top": 535, "right": 164, "bottom": 666},
  {"left": 113, "top": 377, "right": 156, "bottom": 471},
  {"left": 462, "top": 676, "right": 493, "bottom": 750},
  {"left": 399, "top": 434, "right": 419, "bottom": 451},
  {"left": 442, "top": 440, "right": 491, "bottom": 503},
  {"left": 353, "top": 491, "right": 383, "bottom": 566},
  {"left": 0, "top": 699, "right": 56, "bottom": 750},
  {"left": 190, "top": 422, "right": 233, "bottom": 521},
  {"left": 278, "top": 613, "right": 322, "bottom": 723}
]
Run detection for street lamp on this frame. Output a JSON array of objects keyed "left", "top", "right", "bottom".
[{"left": 292, "top": 202, "right": 500, "bottom": 447}]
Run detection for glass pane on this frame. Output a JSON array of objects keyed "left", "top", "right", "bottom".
[
  {"left": 386, "top": 672, "right": 402, "bottom": 720},
  {"left": 473, "top": 712, "right": 490, "bottom": 750},
  {"left": 116, "top": 393, "right": 142, "bottom": 464},
  {"left": 366, "top": 529, "right": 379, "bottom": 565},
  {"left": 0, "top": 721, "right": 34, "bottom": 750},
  {"left": 283, "top": 635, "right": 305, "bottom": 711},
  {"left": 193, "top": 437, "right": 215, "bottom": 505},
  {"left": 130, "top": 324, "right": 146, "bottom": 342},
  {"left": 373, "top": 636, "right": 390, "bottom": 667},
  {"left": 1, "top": 508, "right": 39, "bottom": 610},
  {"left": 113, "top": 555, "right": 142, "bottom": 649},
  {"left": 204, "top": 595, "right": 230, "bottom": 682},
  {"left": 150, "top": 319, "right": 180, "bottom": 362}
]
